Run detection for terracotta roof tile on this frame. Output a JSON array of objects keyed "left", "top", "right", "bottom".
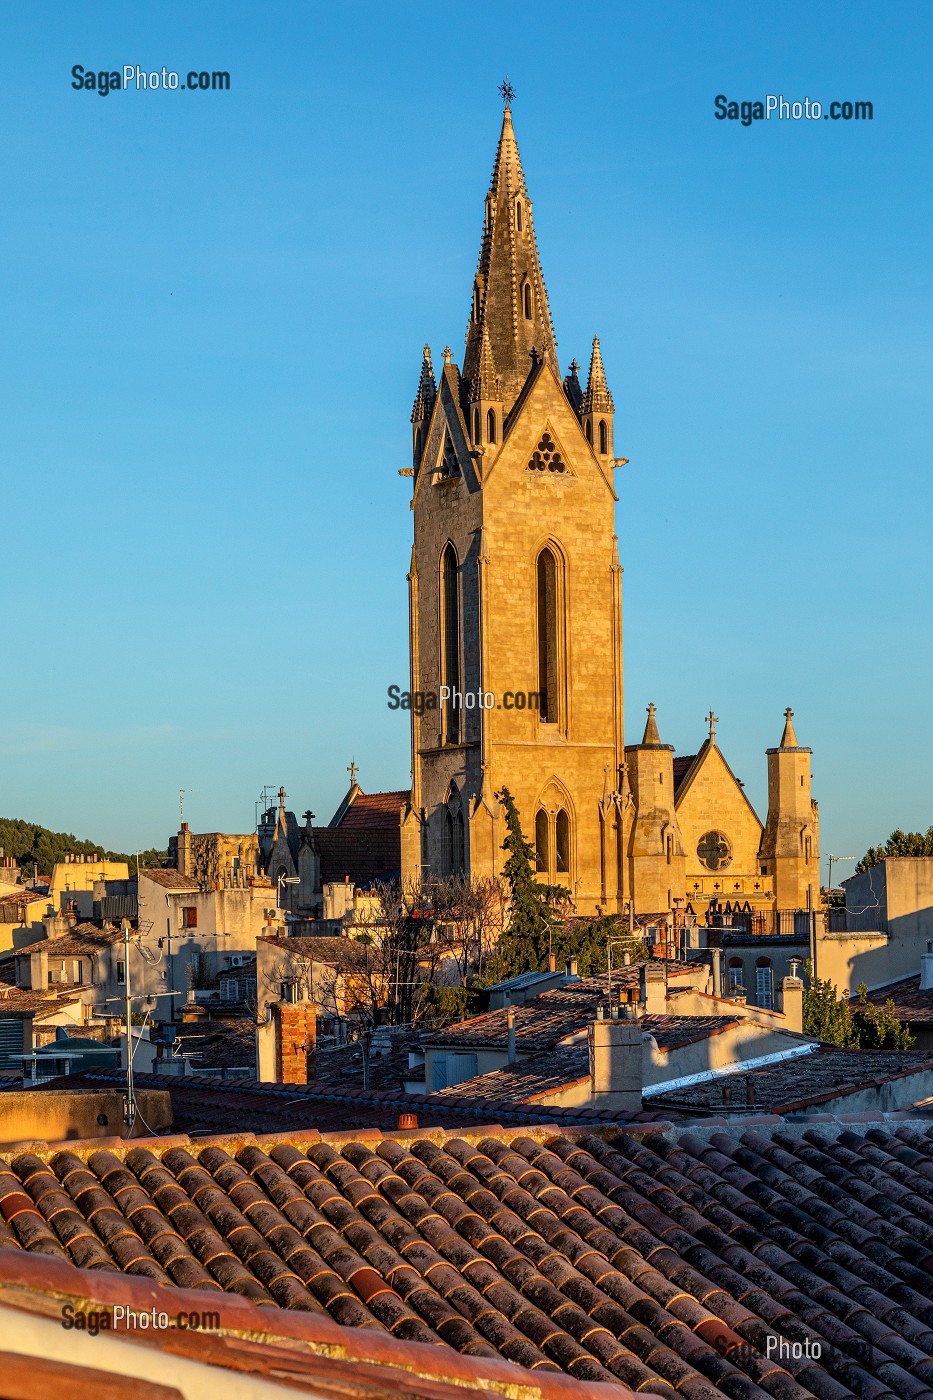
[
  {"left": 652, "top": 1046, "right": 933, "bottom": 1115},
  {"left": 138, "top": 868, "right": 200, "bottom": 890},
  {"left": 422, "top": 967, "right": 696, "bottom": 1052},
  {"left": 4, "top": 1111, "right": 933, "bottom": 1397}
]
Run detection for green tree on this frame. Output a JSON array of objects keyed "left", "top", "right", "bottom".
[
  {"left": 551, "top": 916, "right": 647, "bottom": 977},
  {"left": 802, "top": 962, "right": 913, "bottom": 1048},
  {"left": 802, "top": 961, "right": 859, "bottom": 1046},
  {"left": 852, "top": 983, "right": 914, "bottom": 1049},
  {"left": 0, "top": 817, "right": 167, "bottom": 878},
  {"left": 856, "top": 826, "right": 933, "bottom": 873},
  {"left": 491, "top": 788, "right": 570, "bottom": 977}
]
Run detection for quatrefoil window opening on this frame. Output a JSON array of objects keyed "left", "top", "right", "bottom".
[
  {"left": 528, "top": 430, "right": 566, "bottom": 473},
  {"left": 697, "top": 830, "right": 732, "bottom": 871}
]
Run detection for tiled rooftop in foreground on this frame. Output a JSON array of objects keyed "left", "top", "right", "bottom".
[{"left": 2, "top": 1116, "right": 933, "bottom": 1398}]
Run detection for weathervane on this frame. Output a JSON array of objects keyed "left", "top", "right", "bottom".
[{"left": 498, "top": 75, "right": 516, "bottom": 108}]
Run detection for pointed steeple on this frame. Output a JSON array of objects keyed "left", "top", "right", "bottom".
[
  {"left": 581, "top": 336, "right": 614, "bottom": 414},
  {"left": 462, "top": 98, "right": 558, "bottom": 410},
  {"left": 779, "top": 707, "right": 799, "bottom": 748},
  {"left": 411, "top": 344, "right": 436, "bottom": 424},
  {"left": 642, "top": 703, "right": 662, "bottom": 746}
]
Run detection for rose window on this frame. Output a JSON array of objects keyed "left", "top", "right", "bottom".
[{"left": 697, "top": 830, "right": 732, "bottom": 871}]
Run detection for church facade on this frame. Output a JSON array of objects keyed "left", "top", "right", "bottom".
[{"left": 399, "top": 99, "right": 819, "bottom": 920}]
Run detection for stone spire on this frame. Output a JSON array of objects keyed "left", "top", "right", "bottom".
[
  {"left": 780, "top": 707, "right": 799, "bottom": 748},
  {"left": 411, "top": 345, "right": 436, "bottom": 423},
  {"left": 462, "top": 99, "right": 558, "bottom": 409},
  {"left": 581, "top": 336, "right": 614, "bottom": 414},
  {"left": 469, "top": 318, "right": 500, "bottom": 403},
  {"left": 642, "top": 703, "right": 662, "bottom": 746}
]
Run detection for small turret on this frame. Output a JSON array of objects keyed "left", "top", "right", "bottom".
[
  {"left": 625, "top": 704, "right": 685, "bottom": 913},
  {"left": 411, "top": 345, "right": 436, "bottom": 468},
  {"left": 758, "top": 708, "right": 819, "bottom": 911},
  {"left": 581, "top": 335, "right": 614, "bottom": 461}
]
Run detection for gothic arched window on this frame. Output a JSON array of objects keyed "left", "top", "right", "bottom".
[
  {"left": 522, "top": 281, "right": 532, "bottom": 320},
  {"left": 516, "top": 199, "right": 523, "bottom": 231},
  {"left": 535, "top": 809, "right": 549, "bottom": 873},
  {"left": 472, "top": 407, "right": 480, "bottom": 444},
  {"left": 441, "top": 544, "right": 460, "bottom": 743},
  {"left": 486, "top": 408, "right": 497, "bottom": 443},
  {"left": 536, "top": 546, "right": 560, "bottom": 724},
  {"left": 598, "top": 418, "right": 608, "bottom": 454},
  {"left": 473, "top": 282, "right": 480, "bottom": 320},
  {"left": 453, "top": 809, "right": 465, "bottom": 874},
  {"left": 585, "top": 420, "right": 593, "bottom": 445},
  {"left": 441, "top": 809, "right": 453, "bottom": 875},
  {"left": 555, "top": 809, "right": 570, "bottom": 875},
  {"left": 414, "top": 427, "right": 422, "bottom": 460}
]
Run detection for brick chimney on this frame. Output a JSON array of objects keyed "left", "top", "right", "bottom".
[{"left": 272, "top": 1001, "right": 316, "bottom": 1085}]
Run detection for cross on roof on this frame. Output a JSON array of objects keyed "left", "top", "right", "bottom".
[
  {"left": 347, "top": 759, "right": 359, "bottom": 786},
  {"left": 498, "top": 76, "right": 516, "bottom": 108},
  {"left": 784, "top": 706, "right": 794, "bottom": 722},
  {"left": 706, "top": 710, "right": 718, "bottom": 740}
]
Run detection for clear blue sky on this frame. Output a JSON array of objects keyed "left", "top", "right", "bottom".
[{"left": 2, "top": 1, "right": 930, "bottom": 881}]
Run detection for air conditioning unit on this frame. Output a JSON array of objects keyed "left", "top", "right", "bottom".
[{"left": 230, "top": 954, "right": 246, "bottom": 968}]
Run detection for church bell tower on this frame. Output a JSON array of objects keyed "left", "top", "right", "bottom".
[{"left": 401, "top": 90, "right": 627, "bottom": 913}]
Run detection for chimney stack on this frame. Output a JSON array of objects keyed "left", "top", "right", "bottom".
[
  {"left": 589, "top": 1009, "right": 642, "bottom": 1115},
  {"left": 710, "top": 947, "right": 722, "bottom": 997},
  {"left": 920, "top": 951, "right": 933, "bottom": 992},
  {"left": 507, "top": 1006, "right": 517, "bottom": 1064},
  {"left": 778, "top": 972, "right": 804, "bottom": 1033},
  {"left": 640, "top": 962, "right": 667, "bottom": 1016}
]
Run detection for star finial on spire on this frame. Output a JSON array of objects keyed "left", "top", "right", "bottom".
[
  {"left": 498, "top": 75, "right": 516, "bottom": 109},
  {"left": 706, "top": 710, "right": 718, "bottom": 741},
  {"left": 443, "top": 345, "right": 452, "bottom": 365}
]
